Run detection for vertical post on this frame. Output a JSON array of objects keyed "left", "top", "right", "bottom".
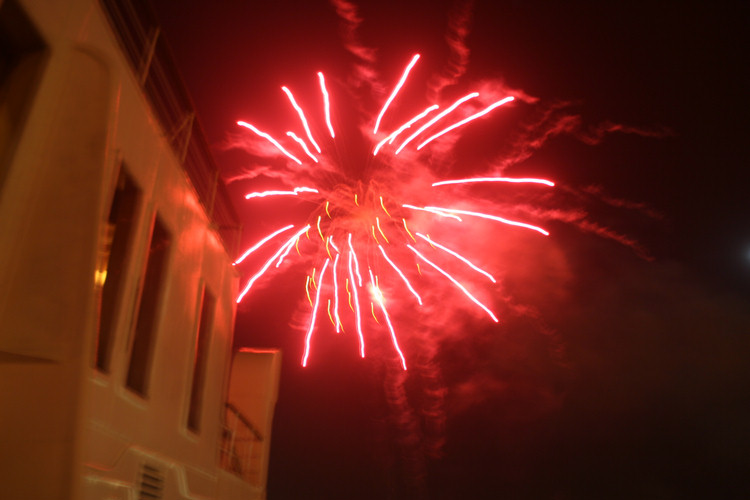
[{"left": 139, "top": 26, "right": 160, "bottom": 86}]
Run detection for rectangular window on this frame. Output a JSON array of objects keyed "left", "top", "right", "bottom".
[
  {"left": 95, "top": 167, "right": 140, "bottom": 372},
  {"left": 1, "top": 0, "right": 48, "bottom": 192},
  {"left": 126, "top": 215, "right": 171, "bottom": 397},
  {"left": 187, "top": 286, "right": 215, "bottom": 432}
]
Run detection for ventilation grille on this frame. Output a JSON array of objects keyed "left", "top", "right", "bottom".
[{"left": 138, "top": 463, "right": 165, "bottom": 499}]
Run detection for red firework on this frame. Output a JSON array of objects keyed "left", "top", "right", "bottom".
[{"left": 233, "top": 54, "right": 554, "bottom": 370}]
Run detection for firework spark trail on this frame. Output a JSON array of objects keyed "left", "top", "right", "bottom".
[
  {"left": 236, "top": 225, "right": 310, "bottom": 303},
  {"left": 317, "top": 72, "right": 336, "bottom": 138},
  {"left": 281, "top": 86, "right": 322, "bottom": 153},
  {"left": 394, "top": 92, "right": 479, "bottom": 154},
  {"left": 369, "top": 269, "right": 407, "bottom": 370},
  {"left": 286, "top": 131, "right": 319, "bottom": 163},
  {"left": 237, "top": 121, "right": 302, "bottom": 165},
  {"left": 416, "top": 96, "right": 515, "bottom": 150},
  {"left": 302, "top": 258, "right": 330, "bottom": 367},
  {"left": 407, "top": 244, "right": 499, "bottom": 323},
  {"left": 414, "top": 232, "right": 496, "bottom": 283},
  {"left": 348, "top": 249, "right": 365, "bottom": 357},
  {"left": 422, "top": 205, "right": 550, "bottom": 235},
  {"left": 373, "top": 104, "right": 439, "bottom": 156},
  {"left": 234, "top": 224, "right": 295, "bottom": 265},
  {"left": 244, "top": 186, "right": 320, "bottom": 199},
  {"left": 333, "top": 253, "right": 342, "bottom": 332},
  {"left": 373, "top": 53, "right": 421, "bottom": 134},
  {"left": 378, "top": 245, "right": 423, "bottom": 305},
  {"left": 432, "top": 177, "right": 554, "bottom": 187}
]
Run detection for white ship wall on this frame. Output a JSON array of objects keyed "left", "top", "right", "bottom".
[{"left": 0, "top": 1, "right": 278, "bottom": 498}]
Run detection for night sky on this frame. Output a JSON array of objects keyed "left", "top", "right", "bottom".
[{"left": 152, "top": 1, "right": 749, "bottom": 498}]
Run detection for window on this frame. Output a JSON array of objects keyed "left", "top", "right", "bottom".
[
  {"left": 187, "top": 286, "right": 215, "bottom": 432},
  {"left": 126, "top": 215, "right": 171, "bottom": 396},
  {"left": 94, "top": 167, "right": 140, "bottom": 372},
  {"left": 0, "top": 0, "right": 48, "bottom": 191}
]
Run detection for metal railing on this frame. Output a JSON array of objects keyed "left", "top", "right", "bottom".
[
  {"left": 98, "top": 0, "right": 241, "bottom": 255},
  {"left": 219, "top": 402, "right": 264, "bottom": 484}
]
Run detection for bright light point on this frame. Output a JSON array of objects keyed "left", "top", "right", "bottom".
[
  {"left": 416, "top": 96, "right": 515, "bottom": 150},
  {"left": 368, "top": 269, "right": 407, "bottom": 370},
  {"left": 373, "top": 53, "right": 420, "bottom": 134},
  {"left": 237, "top": 121, "right": 302, "bottom": 165},
  {"left": 432, "top": 177, "right": 555, "bottom": 187}
]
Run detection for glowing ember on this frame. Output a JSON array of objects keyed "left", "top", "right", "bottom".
[{"left": 233, "top": 53, "right": 552, "bottom": 369}]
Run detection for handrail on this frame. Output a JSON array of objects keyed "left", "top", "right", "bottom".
[
  {"left": 220, "top": 402, "right": 264, "bottom": 484},
  {"left": 97, "top": 0, "right": 241, "bottom": 256}
]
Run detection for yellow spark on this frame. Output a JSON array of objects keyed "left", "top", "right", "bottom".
[
  {"left": 416, "top": 263, "right": 422, "bottom": 275},
  {"left": 379, "top": 196, "right": 391, "bottom": 217},
  {"left": 327, "top": 299, "right": 336, "bottom": 326},
  {"left": 311, "top": 268, "right": 317, "bottom": 289},
  {"left": 316, "top": 215, "right": 325, "bottom": 242},
  {"left": 346, "top": 278, "right": 354, "bottom": 311},
  {"left": 402, "top": 218, "right": 416, "bottom": 242},
  {"left": 354, "top": 194, "right": 359, "bottom": 206},
  {"left": 305, "top": 276, "right": 313, "bottom": 306},
  {"left": 424, "top": 234, "right": 437, "bottom": 249},
  {"left": 325, "top": 201, "right": 331, "bottom": 218},
  {"left": 370, "top": 302, "right": 380, "bottom": 324},
  {"left": 376, "top": 217, "right": 390, "bottom": 243},
  {"left": 325, "top": 235, "right": 332, "bottom": 259},
  {"left": 371, "top": 225, "right": 380, "bottom": 244}
]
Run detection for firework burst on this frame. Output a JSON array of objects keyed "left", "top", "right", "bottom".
[{"left": 232, "top": 53, "right": 557, "bottom": 370}]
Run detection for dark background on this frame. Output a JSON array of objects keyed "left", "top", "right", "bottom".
[{"left": 153, "top": 1, "right": 749, "bottom": 498}]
